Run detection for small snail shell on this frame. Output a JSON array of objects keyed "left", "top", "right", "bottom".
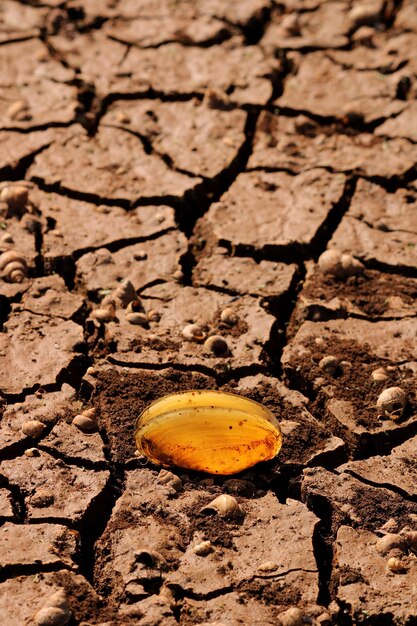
[
  {"left": 201, "top": 494, "right": 244, "bottom": 516},
  {"left": 126, "top": 299, "right": 144, "bottom": 314},
  {"left": 0, "top": 184, "right": 29, "bottom": 211},
  {"left": 376, "top": 387, "right": 407, "bottom": 420},
  {"left": 182, "top": 323, "right": 206, "bottom": 342},
  {"left": 372, "top": 367, "right": 389, "bottom": 382},
  {"left": 22, "top": 420, "right": 46, "bottom": 438},
  {"left": 72, "top": 415, "right": 97, "bottom": 432},
  {"left": 387, "top": 557, "right": 404, "bottom": 572},
  {"left": 341, "top": 253, "right": 364, "bottom": 277},
  {"left": 147, "top": 309, "right": 160, "bottom": 322},
  {"left": 203, "top": 335, "right": 229, "bottom": 356},
  {"left": 277, "top": 607, "right": 305, "bottom": 626},
  {"left": 193, "top": 540, "right": 213, "bottom": 556},
  {"left": 25, "top": 447, "right": 40, "bottom": 457},
  {"left": 135, "top": 390, "right": 282, "bottom": 475},
  {"left": 220, "top": 307, "right": 238, "bottom": 326},
  {"left": 157, "top": 469, "right": 182, "bottom": 491},
  {"left": 126, "top": 312, "right": 148, "bottom": 326},
  {"left": 1, "top": 233, "right": 14, "bottom": 244},
  {"left": 0, "top": 250, "right": 28, "bottom": 283},
  {"left": 91, "top": 302, "right": 116, "bottom": 323},
  {"left": 317, "top": 250, "right": 363, "bottom": 279},
  {"left": 34, "top": 606, "right": 71, "bottom": 626},
  {"left": 319, "top": 355, "right": 339, "bottom": 376},
  {"left": 317, "top": 250, "right": 345, "bottom": 278}
]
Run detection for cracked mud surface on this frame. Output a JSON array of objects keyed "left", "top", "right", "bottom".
[{"left": 0, "top": 1, "right": 416, "bottom": 624}]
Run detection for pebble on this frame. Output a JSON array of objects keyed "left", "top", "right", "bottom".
[
  {"left": 72, "top": 415, "right": 97, "bottom": 432},
  {"left": 82, "top": 407, "right": 97, "bottom": 419},
  {"left": 22, "top": 420, "right": 46, "bottom": 438},
  {"left": 0, "top": 184, "right": 29, "bottom": 210},
  {"left": 30, "top": 488, "right": 55, "bottom": 508},
  {"left": 375, "top": 533, "right": 406, "bottom": 555},
  {"left": 257, "top": 561, "right": 278, "bottom": 572}
]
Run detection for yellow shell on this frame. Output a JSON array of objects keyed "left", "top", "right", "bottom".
[{"left": 134, "top": 390, "right": 282, "bottom": 475}]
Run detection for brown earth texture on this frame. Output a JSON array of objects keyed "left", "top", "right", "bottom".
[{"left": 1, "top": 0, "right": 417, "bottom": 625}]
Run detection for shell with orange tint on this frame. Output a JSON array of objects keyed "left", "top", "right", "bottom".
[{"left": 134, "top": 390, "right": 282, "bottom": 475}]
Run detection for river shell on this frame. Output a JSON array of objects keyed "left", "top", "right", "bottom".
[{"left": 134, "top": 390, "right": 282, "bottom": 475}]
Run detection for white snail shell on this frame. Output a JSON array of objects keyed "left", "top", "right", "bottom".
[{"left": 0, "top": 250, "right": 28, "bottom": 283}]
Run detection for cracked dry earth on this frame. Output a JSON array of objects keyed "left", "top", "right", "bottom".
[{"left": 0, "top": 0, "right": 417, "bottom": 625}]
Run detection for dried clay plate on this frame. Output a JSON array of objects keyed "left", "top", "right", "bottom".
[{"left": 135, "top": 390, "right": 282, "bottom": 475}]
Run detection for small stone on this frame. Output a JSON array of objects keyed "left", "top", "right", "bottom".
[
  {"left": 82, "top": 407, "right": 97, "bottom": 419},
  {"left": 319, "top": 355, "right": 339, "bottom": 376},
  {"left": 317, "top": 613, "right": 332, "bottom": 626},
  {"left": 193, "top": 540, "right": 213, "bottom": 556},
  {"left": 278, "top": 607, "right": 305, "bottom": 626},
  {"left": 203, "top": 335, "right": 229, "bottom": 356},
  {"left": 375, "top": 533, "right": 406, "bottom": 555},
  {"left": 22, "top": 420, "right": 46, "bottom": 438},
  {"left": 257, "top": 561, "right": 278, "bottom": 572},
  {"left": 378, "top": 518, "right": 398, "bottom": 534},
  {"left": 30, "top": 488, "right": 55, "bottom": 508},
  {"left": 34, "top": 606, "right": 71, "bottom": 626},
  {"left": 72, "top": 415, "right": 97, "bottom": 432},
  {"left": 24, "top": 447, "right": 41, "bottom": 457}
]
